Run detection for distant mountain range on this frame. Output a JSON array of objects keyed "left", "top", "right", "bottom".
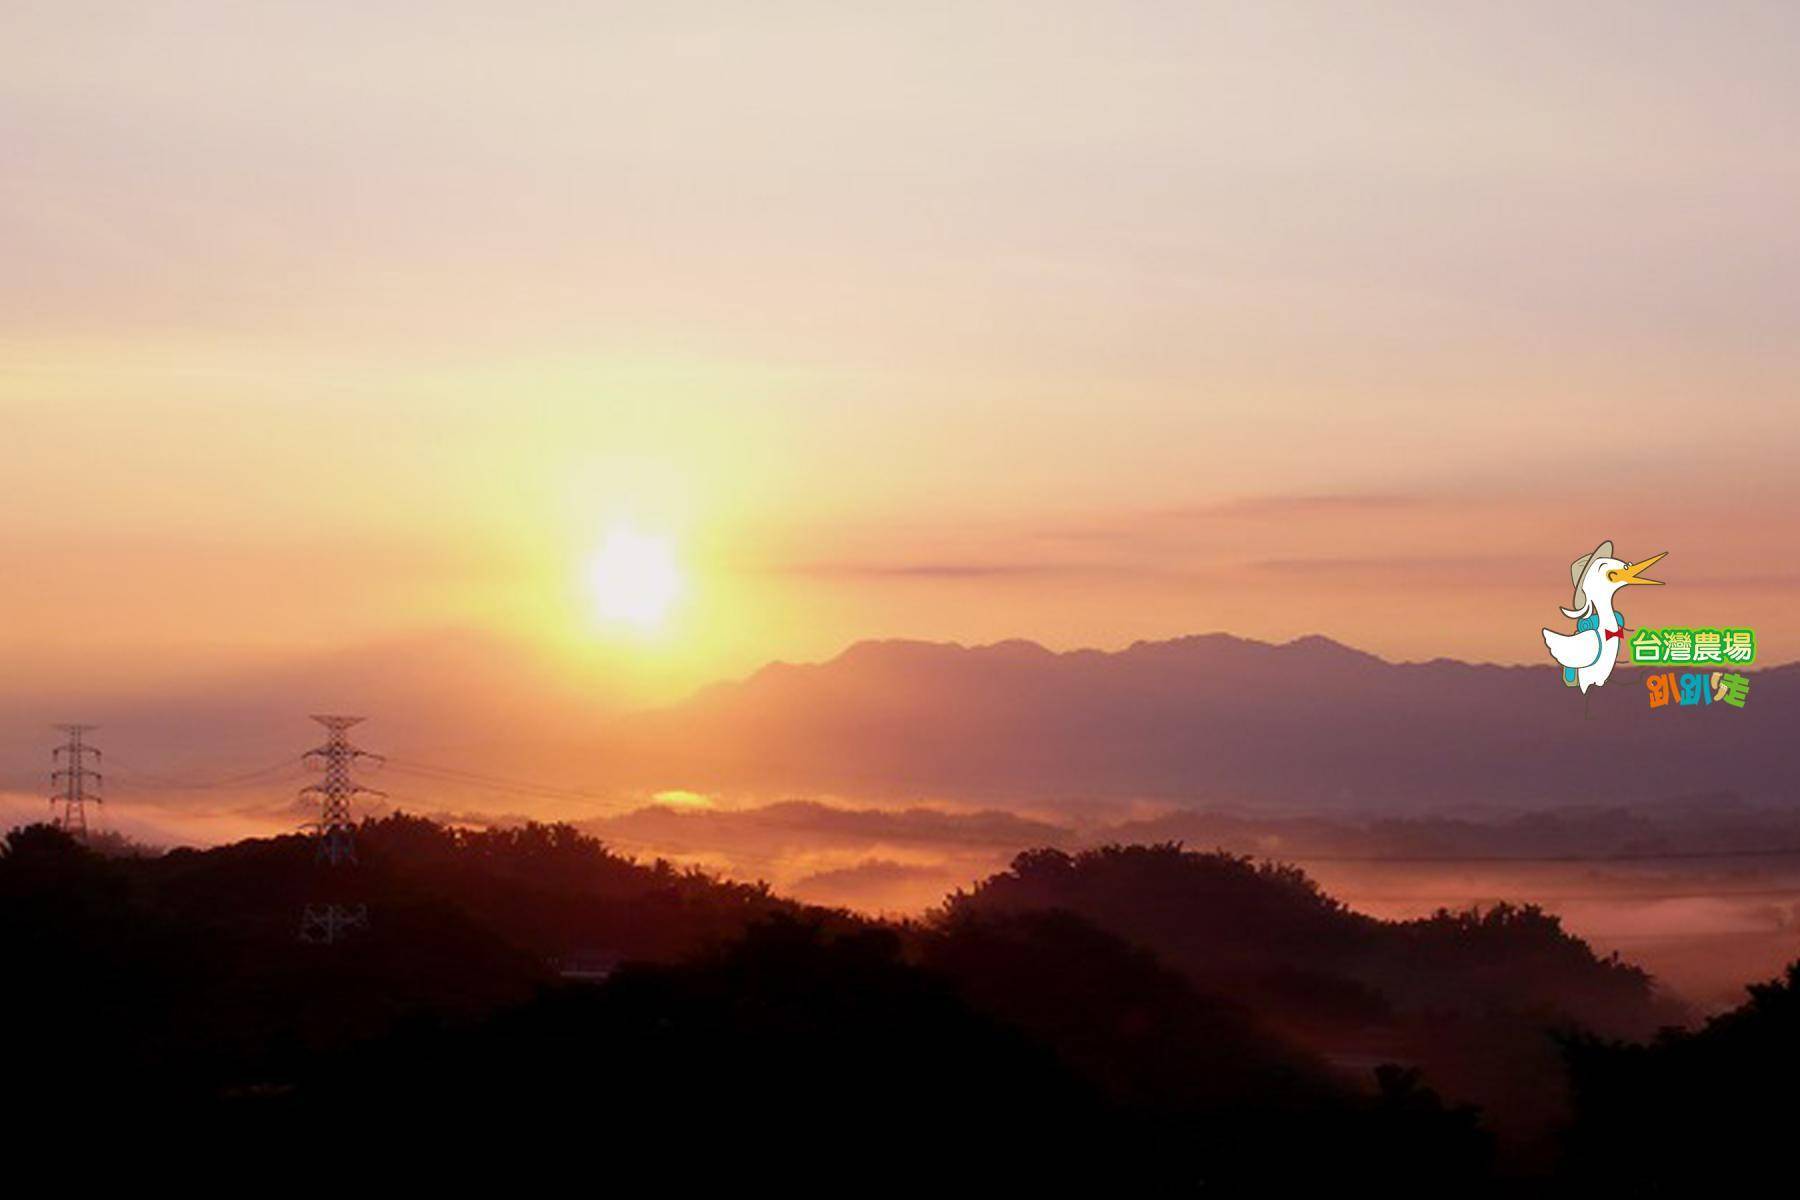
[
  {"left": 602, "top": 634, "right": 1796, "bottom": 812},
  {"left": 6, "top": 630, "right": 1789, "bottom": 819}
]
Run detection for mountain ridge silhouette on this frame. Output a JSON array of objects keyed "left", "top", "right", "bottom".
[{"left": 610, "top": 631, "right": 1798, "bottom": 811}]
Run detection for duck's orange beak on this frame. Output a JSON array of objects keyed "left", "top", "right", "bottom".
[{"left": 1608, "top": 551, "right": 1666, "bottom": 587}]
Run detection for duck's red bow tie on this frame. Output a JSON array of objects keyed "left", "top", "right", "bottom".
[{"left": 1604, "top": 627, "right": 1628, "bottom": 641}]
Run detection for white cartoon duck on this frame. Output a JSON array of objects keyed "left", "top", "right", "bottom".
[{"left": 1542, "top": 540, "right": 1666, "bottom": 703}]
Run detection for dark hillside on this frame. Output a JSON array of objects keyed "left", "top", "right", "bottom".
[
  {"left": 941, "top": 843, "right": 1681, "bottom": 1160},
  {"left": 6, "top": 815, "right": 1760, "bottom": 1184}
]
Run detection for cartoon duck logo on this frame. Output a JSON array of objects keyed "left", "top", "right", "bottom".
[{"left": 1542, "top": 540, "right": 1666, "bottom": 703}]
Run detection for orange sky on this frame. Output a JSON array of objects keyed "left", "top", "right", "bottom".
[{"left": 4, "top": 2, "right": 1798, "bottom": 708}]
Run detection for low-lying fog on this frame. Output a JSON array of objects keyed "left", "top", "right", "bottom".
[{"left": 11, "top": 785, "right": 1797, "bottom": 1013}]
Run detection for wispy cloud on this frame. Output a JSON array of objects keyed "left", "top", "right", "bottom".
[
  {"left": 1025, "top": 492, "right": 1442, "bottom": 549},
  {"left": 1191, "top": 493, "right": 1426, "bottom": 519},
  {"left": 1251, "top": 554, "right": 1543, "bottom": 578},
  {"left": 769, "top": 493, "right": 1437, "bottom": 579},
  {"left": 771, "top": 560, "right": 1100, "bottom": 580}
]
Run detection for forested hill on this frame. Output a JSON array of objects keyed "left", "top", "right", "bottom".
[{"left": 2, "top": 816, "right": 1790, "bottom": 1184}]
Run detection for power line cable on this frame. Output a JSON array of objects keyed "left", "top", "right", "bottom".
[
  {"left": 384, "top": 759, "right": 645, "bottom": 815},
  {"left": 108, "top": 755, "right": 306, "bottom": 791}
]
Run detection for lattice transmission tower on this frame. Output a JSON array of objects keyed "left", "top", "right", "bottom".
[
  {"left": 298, "top": 715, "right": 383, "bottom": 944},
  {"left": 51, "top": 724, "right": 102, "bottom": 842}
]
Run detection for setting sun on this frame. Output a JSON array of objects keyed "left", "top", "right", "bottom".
[{"left": 586, "top": 525, "right": 682, "bottom": 631}]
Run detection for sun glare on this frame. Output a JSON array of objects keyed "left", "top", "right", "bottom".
[{"left": 586, "top": 525, "right": 683, "bottom": 631}]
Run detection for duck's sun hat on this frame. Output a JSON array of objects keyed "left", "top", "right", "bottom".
[{"left": 1569, "top": 539, "right": 1613, "bottom": 612}]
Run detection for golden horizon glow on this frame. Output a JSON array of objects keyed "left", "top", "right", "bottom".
[
  {"left": 4, "top": 4, "right": 1800, "bottom": 711},
  {"left": 653, "top": 789, "right": 716, "bottom": 811}
]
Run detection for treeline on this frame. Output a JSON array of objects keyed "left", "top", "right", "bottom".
[{"left": 0, "top": 817, "right": 1787, "bottom": 1184}]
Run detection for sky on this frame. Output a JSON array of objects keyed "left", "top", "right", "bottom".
[{"left": 5, "top": 1, "right": 1799, "bottom": 716}]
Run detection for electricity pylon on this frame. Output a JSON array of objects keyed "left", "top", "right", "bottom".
[
  {"left": 299, "top": 715, "right": 383, "bottom": 944},
  {"left": 298, "top": 901, "right": 368, "bottom": 944},
  {"left": 51, "top": 724, "right": 102, "bottom": 842},
  {"left": 300, "top": 715, "right": 383, "bottom": 865}
]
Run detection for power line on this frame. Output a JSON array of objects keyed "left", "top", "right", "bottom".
[
  {"left": 386, "top": 757, "right": 580, "bottom": 791},
  {"left": 384, "top": 758, "right": 641, "bottom": 813},
  {"left": 108, "top": 755, "right": 305, "bottom": 791}
]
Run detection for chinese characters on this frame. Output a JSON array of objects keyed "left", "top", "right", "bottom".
[
  {"left": 1645, "top": 671, "right": 1751, "bottom": 710},
  {"left": 1629, "top": 627, "right": 1755, "bottom": 665}
]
